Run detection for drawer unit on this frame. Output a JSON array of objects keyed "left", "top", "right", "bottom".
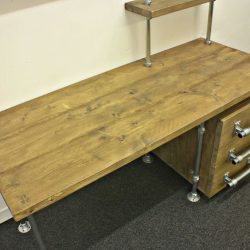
[
  {"left": 209, "top": 101, "right": 250, "bottom": 195},
  {"left": 154, "top": 99, "right": 250, "bottom": 197}
]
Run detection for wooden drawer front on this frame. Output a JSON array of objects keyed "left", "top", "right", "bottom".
[{"left": 210, "top": 101, "right": 250, "bottom": 194}]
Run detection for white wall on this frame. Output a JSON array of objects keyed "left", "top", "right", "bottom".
[
  {"left": 0, "top": 0, "right": 249, "bottom": 223},
  {"left": 1, "top": 0, "right": 249, "bottom": 112},
  {"left": 199, "top": 0, "right": 250, "bottom": 53},
  {"left": 0, "top": 0, "right": 201, "bottom": 111},
  {"left": 0, "top": 195, "right": 12, "bottom": 224}
]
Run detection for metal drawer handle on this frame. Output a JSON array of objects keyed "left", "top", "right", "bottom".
[
  {"left": 234, "top": 121, "right": 250, "bottom": 138},
  {"left": 224, "top": 159, "right": 250, "bottom": 187},
  {"left": 229, "top": 148, "right": 250, "bottom": 165}
]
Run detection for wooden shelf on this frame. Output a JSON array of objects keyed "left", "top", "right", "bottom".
[
  {"left": 0, "top": 39, "right": 249, "bottom": 221},
  {"left": 125, "top": 0, "right": 211, "bottom": 18}
]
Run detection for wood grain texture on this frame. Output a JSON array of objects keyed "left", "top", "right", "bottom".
[
  {"left": 0, "top": 39, "right": 249, "bottom": 221},
  {"left": 125, "top": 0, "right": 211, "bottom": 18}
]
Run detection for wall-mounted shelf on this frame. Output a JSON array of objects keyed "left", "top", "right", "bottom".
[
  {"left": 125, "top": 0, "right": 211, "bottom": 18},
  {"left": 125, "top": 0, "right": 215, "bottom": 67}
]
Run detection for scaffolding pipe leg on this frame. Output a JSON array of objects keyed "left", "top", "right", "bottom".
[
  {"left": 187, "top": 123, "right": 206, "bottom": 202},
  {"left": 28, "top": 215, "right": 47, "bottom": 250},
  {"left": 144, "top": 17, "right": 152, "bottom": 67},
  {"left": 205, "top": 0, "right": 215, "bottom": 45}
]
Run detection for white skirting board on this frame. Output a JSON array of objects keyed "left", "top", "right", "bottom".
[{"left": 0, "top": 193, "right": 12, "bottom": 224}]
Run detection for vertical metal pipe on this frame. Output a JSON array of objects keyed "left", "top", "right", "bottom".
[
  {"left": 144, "top": 17, "right": 152, "bottom": 67},
  {"left": 205, "top": 0, "right": 215, "bottom": 45},
  {"left": 187, "top": 123, "right": 206, "bottom": 202},
  {"left": 28, "top": 215, "right": 47, "bottom": 250}
]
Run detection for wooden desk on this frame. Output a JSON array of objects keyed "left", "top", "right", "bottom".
[{"left": 0, "top": 39, "right": 249, "bottom": 221}]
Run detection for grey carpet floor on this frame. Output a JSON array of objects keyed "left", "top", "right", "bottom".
[{"left": 0, "top": 156, "right": 249, "bottom": 250}]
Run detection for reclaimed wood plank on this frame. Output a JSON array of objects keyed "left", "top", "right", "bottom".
[
  {"left": 125, "top": 0, "right": 211, "bottom": 19},
  {"left": 0, "top": 39, "right": 249, "bottom": 221}
]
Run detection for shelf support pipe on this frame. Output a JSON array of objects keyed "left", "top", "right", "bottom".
[
  {"left": 144, "top": 0, "right": 152, "bottom": 67},
  {"left": 205, "top": 0, "right": 215, "bottom": 45},
  {"left": 145, "top": 17, "right": 152, "bottom": 67},
  {"left": 187, "top": 123, "right": 206, "bottom": 202}
]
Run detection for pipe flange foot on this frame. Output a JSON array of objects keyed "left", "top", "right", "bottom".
[
  {"left": 18, "top": 221, "right": 32, "bottom": 234},
  {"left": 187, "top": 192, "right": 200, "bottom": 202},
  {"left": 144, "top": 61, "right": 152, "bottom": 68},
  {"left": 205, "top": 39, "right": 212, "bottom": 45}
]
